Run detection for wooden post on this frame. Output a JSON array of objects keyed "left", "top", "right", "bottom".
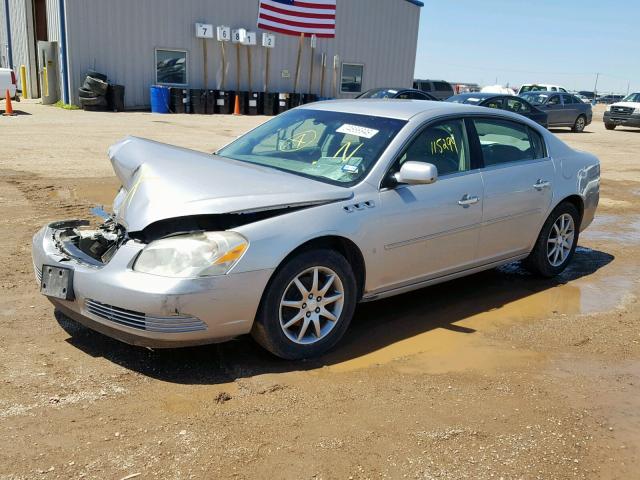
[
  {"left": 307, "top": 35, "right": 315, "bottom": 94},
  {"left": 320, "top": 53, "right": 326, "bottom": 98},
  {"left": 264, "top": 47, "right": 270, "bottom": 93},
  {"left": 220, "top": 41, "right": 227, "bottom": 90},
  {"left": 202, "top": 38, "right": 208, "bottom": 89},
  {"left": 293, "top": 32, "right": 304, "bottom": 94},
  {"left": 333, "top": 55, "right": 340, "bottom": 98},
  {"left": 247, "top": 44, "right": 252, "bottom": 94},
  {"left": 236, "top": 43, "right": 241, "bottom": 92}
]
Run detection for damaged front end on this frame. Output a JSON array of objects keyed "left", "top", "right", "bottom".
[{"left": 52, "top": 217, "right": 127, "bottom": 267}]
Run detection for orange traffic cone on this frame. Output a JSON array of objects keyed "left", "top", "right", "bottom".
[
  {"left": 233, "top": 93, "right": 241, "bottom": 115},
  {"left": 3, "top": 89, "right": 15, "bottom": 116}
]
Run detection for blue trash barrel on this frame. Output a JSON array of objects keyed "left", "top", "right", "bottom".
[{"left": 150, "top": 85, "right": 170, "bottom": 113}]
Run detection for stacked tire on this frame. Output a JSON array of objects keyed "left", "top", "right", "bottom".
[{"left": 78, "top": 70, "right": 109, "bottom": 110}]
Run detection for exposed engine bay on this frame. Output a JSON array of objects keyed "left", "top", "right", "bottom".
[{"left": 52, "top": 218, "right": 127, "bottom": 266}]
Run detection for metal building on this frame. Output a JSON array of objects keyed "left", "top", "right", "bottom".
[{"left": 1, "top": 0, "right": 422, "bottom": 108}]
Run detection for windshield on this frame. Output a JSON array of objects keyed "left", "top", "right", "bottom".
[
  {"left": 217, "top": 109, "right": 406, "bottom": 186},
  {"left": 358, "top": 89, "right": 398, "bottom": 99},
  {"left": 622, "top": 93, "right": 640, "bottom": 103},
  {"left": 520, "top": 92, "right": 549, "bottom": 105}
]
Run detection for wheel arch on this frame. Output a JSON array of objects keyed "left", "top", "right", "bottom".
[
  {"left": 264, "top": 235, "right": 367, "bottom": 302},
  {"left": 555, "top": 194, "right": 584, "bottom": 226}
]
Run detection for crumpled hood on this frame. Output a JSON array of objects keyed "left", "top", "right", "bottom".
[{"left": 108, "top": 136, "right": 352, "bottom": 232}]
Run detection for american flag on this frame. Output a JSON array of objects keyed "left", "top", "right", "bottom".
[{"left": 257, "top": 0, "right": 337, "bottom": 38}]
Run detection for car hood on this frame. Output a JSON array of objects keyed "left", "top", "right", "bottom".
[
  {"left": 610, "top": 101, "right": 640, "bottom": 109},
  {"left": 108, "top": 136, "right": 353, "bottom": 232}
]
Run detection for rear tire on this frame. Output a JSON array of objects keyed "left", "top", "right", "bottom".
[
  {"left": 251, "top": 249, "right": 357, "bottom": 360},
  {"left": 524, "top": 202, "right": 580, "bottom": 277},
  {"left": 572, "top": 114, "right": 586, "bottom": 132},
  {"left": 605, "top": 123, "right": 616, "bottom": 130}
]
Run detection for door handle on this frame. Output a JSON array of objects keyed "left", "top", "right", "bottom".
[
  {"left": 533, "top": 179, "right": 551, "bottom": 190},
  {"left": 458, "top": 194, "right": 479, "bottom": 206}
]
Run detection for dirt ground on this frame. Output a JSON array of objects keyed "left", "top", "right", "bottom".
[{"left": 0, "top": 101, "right": 638, "bottom": 480}]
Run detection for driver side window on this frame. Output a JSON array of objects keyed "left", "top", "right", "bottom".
[{"left": 396, "top": 119, "right": 470, "bottom": 177}]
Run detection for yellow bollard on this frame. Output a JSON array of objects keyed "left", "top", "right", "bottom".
[
  {"left": 20, "top": 64, "right": 28, "bottom": 99},
  {"left": 43, "top": 66, "right": 49, "bottom": 97}
]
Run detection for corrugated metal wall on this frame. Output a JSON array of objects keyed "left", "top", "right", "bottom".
[
  {"left": 0, "top": 2, "right": 7, "bottom": 67},
  {"left": 6, "top": 0, "right": 38, "bottom": 95},
  {"left": 64, "top": 0, "right": 420, "bottom": 107},
  {"left": 46, "top": 0, "right": 59, "bottom": 42}
]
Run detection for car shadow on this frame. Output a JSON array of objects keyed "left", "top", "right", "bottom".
[
  {"left": 59, "top": 247, "right": 614, "bottom": 385},
  {"left": 548, "top": 128, "right": 593, "bottom": 134}
]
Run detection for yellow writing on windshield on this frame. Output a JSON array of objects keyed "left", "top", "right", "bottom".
[
  {"left": 279, "top": 130, "right": 317, "bottom": 151},
  {"left": 430, "top": 136, "right": 458, "bottom": 155},
  {"left": 333, "top": 142, "right": 364, "bottom": 163}
]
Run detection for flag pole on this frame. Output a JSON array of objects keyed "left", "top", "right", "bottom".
[
  {"left": 307, "top": 34, "right": 316, "bottom": 94},
  {"left": 320, "top": 53, "right": 326, "bottom": 97}
]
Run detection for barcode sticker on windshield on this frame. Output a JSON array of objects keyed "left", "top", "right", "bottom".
[{"left": 336, "top": 124, "right": 379, "bottom": 139}]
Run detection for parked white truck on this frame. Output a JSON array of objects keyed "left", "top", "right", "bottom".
[
  {"left": 603, "top": 92, "right": 640, "bottom": 130},
  {"left": 0, "top": 67, "right": 18, "bottom": 100}
]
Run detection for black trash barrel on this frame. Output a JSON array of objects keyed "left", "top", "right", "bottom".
[
  {"left": 206, "top": 89, "right": 217, "bottom": 114},
  {"left": 302, "top": 93, "right": 318, "bottom": 104},
  {"left": 289, "top": 93, "right": 303, "bottom": 108},
  {"left": 107, "top": 84, "right": 125, "bottom": 111},
  {"left": 248, "top": 92, "right": 264, "bottom": 115},
  {"left": 216, "top": 90, "right": 232, "bottom": 114},
  {"left": 277, "top": 93, "right": 290, "bottom": 114},
  {"left": 170, "top": 88, "right": 188, "bottom": 113},
  {"left": 264, "top": 92, "right": 278, "bottom": 116},
  {"left": 190, "top": 89, "right": 207, "bottom": 114}
]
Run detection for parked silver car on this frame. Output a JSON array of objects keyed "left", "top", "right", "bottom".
[{"left": 32, "top": 100, "right": 600, "bottom": 359}]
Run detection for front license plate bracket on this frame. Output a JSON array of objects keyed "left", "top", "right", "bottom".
[{"left": 41, "top": 265, "right": 75, "bottom": 300}]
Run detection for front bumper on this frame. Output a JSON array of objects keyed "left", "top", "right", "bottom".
[
  {"left": 603, "top": 111, "right": 640, "bottom": 128},
  {"left": 32, "top": 223, "right": 273, "bottom": 348}
]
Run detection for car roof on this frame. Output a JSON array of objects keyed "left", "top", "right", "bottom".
[{"left": 300, "top": 99, "right": 501, "bottom": 121}]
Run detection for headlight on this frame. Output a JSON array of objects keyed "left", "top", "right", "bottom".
[
  {"left": 634, "top": 108, "right": 640, "bottom": 115},
  {"left": 133, "top": 231, "right": 248, "bottom": 278},
  {"left": 605, "top": 105, "right": 611, "bottom": 112}
]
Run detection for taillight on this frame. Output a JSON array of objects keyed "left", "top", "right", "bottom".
[{"left": 10, "top": 70, "right": 16, "bottom": 85}]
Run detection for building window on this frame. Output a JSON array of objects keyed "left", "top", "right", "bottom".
[
  {"left": 155, "top": 49, "right": 188, "bottom": 86},
  {"left": 340, "top": 63, "right": 363, "bottom": 93}
]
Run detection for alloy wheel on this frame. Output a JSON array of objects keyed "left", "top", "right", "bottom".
[
  {"left": 279, "top": 266, "right": 345, "bottom": 345},
  {"left": 547, "top": 213, "right": 575, "bottom": 267}
]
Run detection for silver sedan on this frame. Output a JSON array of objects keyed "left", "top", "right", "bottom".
[{"left": 32, "top": 100, "right": 600, "bottom": 359}]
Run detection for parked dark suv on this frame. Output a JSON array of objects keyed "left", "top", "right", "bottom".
[{"left": 413, "top": 79, "right": 454, "bottom": 100}]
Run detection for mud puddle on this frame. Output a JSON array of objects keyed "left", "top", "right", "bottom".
[
  {"left": 324, "top": 247, "right": 632, "bottom": 373},
  {"left": 580, "top": 214, "right": 640, "bottom": 245}
]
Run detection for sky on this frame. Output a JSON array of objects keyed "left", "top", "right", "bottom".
[{"left": 414, "top": 0, "right": 639, "bottom": 94}]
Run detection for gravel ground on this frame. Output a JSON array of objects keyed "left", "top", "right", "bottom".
[{"left": 0, "top": 101, "right": 638, "bottom": 479}]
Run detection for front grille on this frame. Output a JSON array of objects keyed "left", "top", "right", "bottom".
[
  {"left": 611, "top": 106, "right": 634, "bottom": 116},
  {"left": 85, "top": 299, "right": 207, "bottom": 333}
]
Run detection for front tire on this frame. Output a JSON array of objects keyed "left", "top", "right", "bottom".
[
  {"left": 251, "top": 249, "right": 357, "bottom": 360},
  {"left": 605, "top": 123, "right": 616, "bottom": 130},
  {"left": 524, "top": 202, "right": 580, "bottom": 277},
  {"left": 572, "top": 115, "right": 586, "bottom": 132}
]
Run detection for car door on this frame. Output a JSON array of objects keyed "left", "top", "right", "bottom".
[
  {"left": 560, "top": 94, "right": 578, "bottom": 124},
  {"left": 372, "top": 118, "right": 483, "bottom": 292},
  {"left": 542, "top": 94, "right": 563, "bottom": 125},
  {"left": 472, "top": 117, "right": 554, "bottom": 262}
]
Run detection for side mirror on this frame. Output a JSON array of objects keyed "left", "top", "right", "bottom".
[{"left": 394, "top": 161, "right": 438, "bottom": 185}]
